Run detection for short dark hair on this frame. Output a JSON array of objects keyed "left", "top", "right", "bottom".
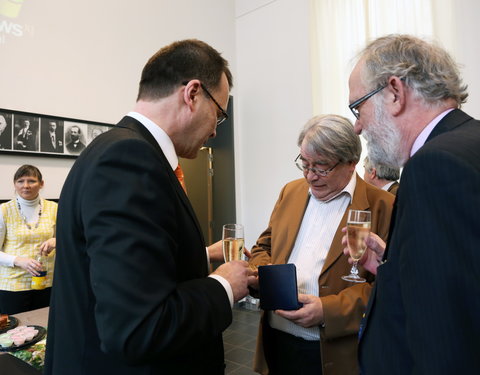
[
  {"left": 137, "top": 39, "right": 233, "bottom": 101},
  {"left": 14, "top": 165, "right": 43, "bottom": 182}
]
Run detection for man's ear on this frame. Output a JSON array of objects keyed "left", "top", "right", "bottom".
[
  {"left": 182, "top": 80, "right": 202, "bottom": 111},
  {"left": 386, "top": 76, "right": 406, "bottom": 116}
]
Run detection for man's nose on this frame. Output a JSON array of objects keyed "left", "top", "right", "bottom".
[{"left": 305, "top": 169, "right": 318, "bottom": 181}]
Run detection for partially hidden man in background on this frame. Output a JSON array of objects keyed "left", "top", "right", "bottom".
[
  {"left": 363, "top": 156, "right": 399, "bottom": 195},
  {"left": 45, "top": 39, "right": 255, "bottom": 375}
]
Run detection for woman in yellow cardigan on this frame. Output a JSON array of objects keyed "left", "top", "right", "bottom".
[{"left": 0, "top": 165, "right": 57, "bottom": 314}]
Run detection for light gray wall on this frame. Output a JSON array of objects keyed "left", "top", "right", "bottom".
[
  {"left": 234, "top": 0, "right": 480, "bottom": 248},
  {"left": 0, "top": 0, "right": 236, "bottom": 198},
  {"left": 234, "top": 0, "right": 312, "bottom": 245},
  {"left": 450, "top": 1, "right": 480, "bottom": 119},
  {"left": 1, "top": 0, "right": 479, "bottom": 249}
]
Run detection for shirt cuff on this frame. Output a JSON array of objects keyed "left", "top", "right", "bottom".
[
  {"left": 209, "top": 274, "right": 234, "bottom": 308},
  {"left": 0, "top": 253, "right": 16, "bottom": 267}
]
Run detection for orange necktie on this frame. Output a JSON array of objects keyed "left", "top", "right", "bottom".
[{"left": 174, "top": 164, "right": 188, "bottom": 194}]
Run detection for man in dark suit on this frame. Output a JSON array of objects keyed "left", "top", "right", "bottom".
[
  {"left": 363, "top": 156, "right": 399, "bottom": 195},
  {"left": 348, "top": 34, "right": 480, "bottom": 374},
  {"left": 45, "top": 39, "right": 254, "bottom": 375},
  {"left": 41, "top": 120, "right": 63, "bottom": 153}
]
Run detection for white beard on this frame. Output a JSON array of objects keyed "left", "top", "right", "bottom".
[{"left": 363, "top": 99, "right": 407, "bottom": 169}]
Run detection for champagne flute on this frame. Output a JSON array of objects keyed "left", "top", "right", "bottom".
[
  {"left": 342, "top": 209, "right": 371, "bottom": 283},
  {"left": 222, "top": 224, "right": 244, "bottom": 262}
]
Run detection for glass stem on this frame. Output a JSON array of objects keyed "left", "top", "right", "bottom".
[{"left": 351, "top": 261, "right": 359, "bottom": 276}]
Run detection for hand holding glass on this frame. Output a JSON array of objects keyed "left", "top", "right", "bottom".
[
  {"left": 222, "top": 224, "right": 245, "bottom": 262},
  {"left": 342, "top": 210, "right": 371, "bottom": 283}
]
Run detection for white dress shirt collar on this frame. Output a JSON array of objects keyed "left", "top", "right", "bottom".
[
  {"left": 127, "top": 111, "right": 178, "bottom": 170},
  {"left": 382, "top": 181, "right": 396, "bottom": 191}
]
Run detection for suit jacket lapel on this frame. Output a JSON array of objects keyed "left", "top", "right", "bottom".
[
  {"left": 321, "top": 174, "right": 369, "bottom": 275},
  {"left": 426, "top": 108, "right": 472, "bottom": 142},
  {"left": 359, "top": 111, "right": 471, "bottom": 342},
  {"left": 115, "top": 116, "right": 206, "bottom": 245},
  {"left": 380, "top": 110, "right": 470, "bottom": 261},
  {"left": 277, "top": 187, "right": 310, "bottom": 264}
]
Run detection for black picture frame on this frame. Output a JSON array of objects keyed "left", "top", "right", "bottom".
[{"left": 0, "top": 108, "right": 113, "bottom": 158}]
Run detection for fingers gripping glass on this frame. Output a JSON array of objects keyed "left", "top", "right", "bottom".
[
  {"left": 295, "top": 154, "right": 339, "bottom": 177},
  {"left": 182, "top": 81, "right": 229, "bottom": 125},
  {"left": 349, "top": 85, "right": 386, "bottom": 119}
]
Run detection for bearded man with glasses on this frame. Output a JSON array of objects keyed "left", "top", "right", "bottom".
[
  {"left": 248, "top": 114, "right": 394, "bottom": 375},
  {"left": 348, "top": 34, "right": 480, "bottom": 375}
]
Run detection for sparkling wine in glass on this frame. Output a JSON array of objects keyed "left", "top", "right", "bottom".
[
  {"left": 222, "top": 224, "right": 245, "bottom": 262},
  {"left": 342, "top": 210, "right": 371, "bottom": 283}
]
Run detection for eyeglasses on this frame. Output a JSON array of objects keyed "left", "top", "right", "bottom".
[
  {"left": 349, "top": 84, "right": 386, "bottom": 119},
  {"left": 295, "top": 154, "right": 340, "bottom": 177},
  {"left": 182, "top": 81, "right": 229, "bottom": 126}
]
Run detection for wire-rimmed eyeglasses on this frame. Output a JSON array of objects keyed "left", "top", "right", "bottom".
[
  {"left": 349, "top": 85, "right": 386, "bottom": 119},
  {"left": 182, "top": 81, "right": 229, "bottom": 126},
  {"left": 295, "top": 154, "right": 340, "bottom": 177}
]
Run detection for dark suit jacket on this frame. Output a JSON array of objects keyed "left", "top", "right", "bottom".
[
  {"left": 250, "top": 175, "right": 394, "bottom": 375},
  {"left": 45, "top": 117, "right": 231, "bottom": 375},
  {"left": 359, "top": 109, "right": 480, "bottom": 374}
]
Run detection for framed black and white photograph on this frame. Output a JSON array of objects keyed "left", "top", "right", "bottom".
[
  {"left": 0, "top": 108, "right": 113, "bottom": 158},
  {"left": 0, "top": 111, "right": 13, "bottom": 150},
  {"left": 40, "top": 118, "right": 64, "bottom": 153},
  {"left": 13, "top": 114, "right": 39, "bottom": 152}
]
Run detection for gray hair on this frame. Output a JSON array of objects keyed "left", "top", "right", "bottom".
[
  {"left": 297, "top": 114, "right": 361, "bottom": 163},
  {"left": 359, "top": 34, "right": 468, "bottom": 108},
  {"left": 364, "top": 156, "right": 400, "bottom": 181}
]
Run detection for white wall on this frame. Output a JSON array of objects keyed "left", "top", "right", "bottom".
[
  {"left": 2, "top": 0, "right": 480, "bottom": 249},
  {"left": 450, "top": 1, "right": 480, "bottom": 119},
  {"left": 235, "top": 0, "right": 312, "bottom": 246},
  {"left": 0, "top": 0, "right": 236, "bottom": 198},
  {"left": 432, "top": 0, "right": 480, "bottom": 119},
  {"left": 234, "top": 0, "right": 480, "bottom": 247}
]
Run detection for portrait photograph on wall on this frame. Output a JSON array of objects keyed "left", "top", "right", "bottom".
[
  {"left": 40, "top": 118, "right": 64, "bottom": 153},
  {"left": 0, "top": 108, "right": 112, "bottom": 158},
  {"left": 0, "top": 111, "right": 13, "bottom": 150},
  {"left": 14, "top": 114, "right": 40, "bottom": 152}
]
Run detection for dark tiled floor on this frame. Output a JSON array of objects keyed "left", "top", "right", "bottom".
[{"left": 223, "top": 304, "right": 261, "bottom": 374}]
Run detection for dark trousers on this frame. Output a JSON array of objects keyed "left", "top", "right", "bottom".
[
  {"left": 0, "top": 287, "right": 51, "bottom": 314},
  {"left": 264, "top": 323, "right": 322, "bottom": 375}
]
